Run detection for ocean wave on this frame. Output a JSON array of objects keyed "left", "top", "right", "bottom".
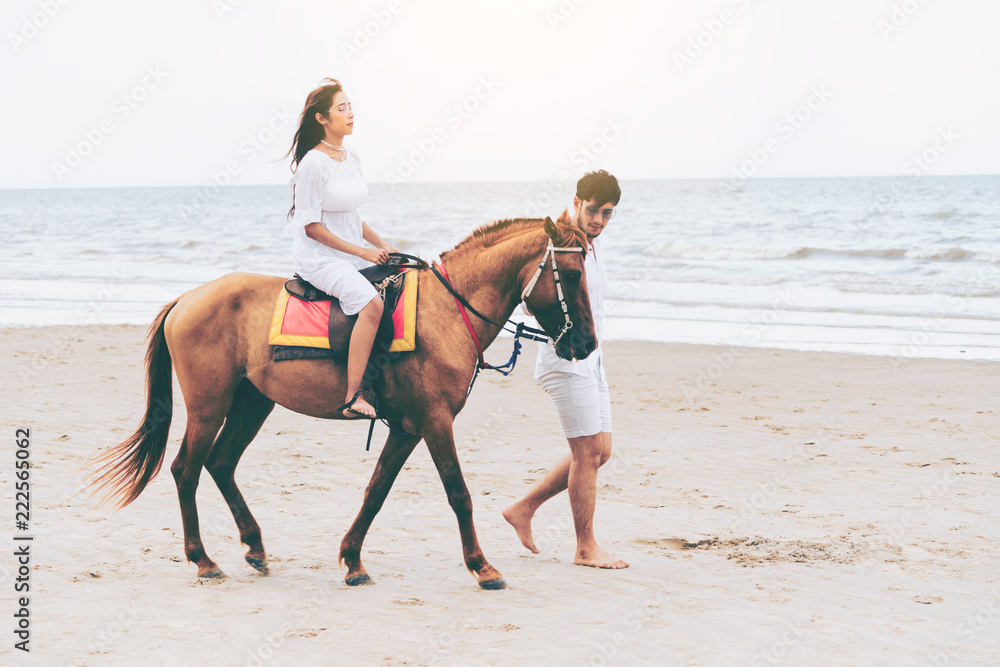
[
  {"left": 641, "top": 242, "right": 1000, "bottom": 263},
  {"left": 925, "top": 209, "right": 958, "bottom": 220},
  {"left": 641, "top": 242, "right": 809, "bottom": 261},
  {"left": 832, "top": 282, "right": 999, "bottom": 298},
  {"left": 903, "top": 248, "right": 970, "bottom": 261}
]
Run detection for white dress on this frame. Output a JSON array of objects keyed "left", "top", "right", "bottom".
[{"left": 284, "top": 147, "right": 377, "bottom": 315}]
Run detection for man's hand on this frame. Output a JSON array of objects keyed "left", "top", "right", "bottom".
[{"left": 381, "top": 242, "right": 399, "bottom": 255}]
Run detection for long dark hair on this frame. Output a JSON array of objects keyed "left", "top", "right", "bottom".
[{"left": 287, "top": 78, "right": 343, "bottom": 219}]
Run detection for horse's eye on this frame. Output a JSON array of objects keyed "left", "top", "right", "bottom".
[{"left": 562, "top": 270, "right": 581, "bottom": 283}]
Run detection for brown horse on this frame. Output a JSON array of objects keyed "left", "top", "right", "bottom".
[{"left": 89, "top": 213, "right": 596, "bottom": 589}]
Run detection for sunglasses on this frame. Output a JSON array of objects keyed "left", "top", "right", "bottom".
[{"left": 584, "top": 204, "right": 616, "bottom": 220}]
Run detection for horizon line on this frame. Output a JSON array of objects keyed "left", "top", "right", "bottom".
[{"left": 2, "top": 172, "right": 999, "bottom": 193}]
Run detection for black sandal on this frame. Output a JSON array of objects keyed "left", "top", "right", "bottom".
[{"left": 339, "top": 389, "right": 378, "bottom": 419}]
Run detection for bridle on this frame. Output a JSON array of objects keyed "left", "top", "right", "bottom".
[
  {"left": 430, "top": 236, "right": 586, "bottom": 385},
  {"left": 347, "top": 243, "right": 587, "bottom": 450},
  {"left": 520, "top": 239, "right": 584, "bottom": 348}
]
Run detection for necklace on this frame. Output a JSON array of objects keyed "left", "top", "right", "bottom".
[{"left": 320, "top": 139, "right": 346, "bottom": 156}]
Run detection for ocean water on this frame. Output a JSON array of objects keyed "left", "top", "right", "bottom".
[{"left": 1, "top": 176, "right": 998, "bottom": 360}]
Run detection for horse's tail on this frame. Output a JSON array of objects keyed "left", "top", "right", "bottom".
[{"left": 89, "top": 298, "right": 179, "bottom": 509}]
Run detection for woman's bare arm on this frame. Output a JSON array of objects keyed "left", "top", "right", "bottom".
[
  {"left": 305, "top": 223, "right": 387, "bottom": 264},
  {"left": 362, "top": 222, "right": 398, "bottom": 254}
]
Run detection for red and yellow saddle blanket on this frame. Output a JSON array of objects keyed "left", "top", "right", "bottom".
[{"left": 268, "top": 270, "right": 418, "bottom": 352}]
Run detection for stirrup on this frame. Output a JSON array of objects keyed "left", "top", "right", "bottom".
[
  {"left": 338, "top": 389, "right": 378, "bottom": 418},
  {"left": 337, "top": 389, "right": 381, "bottom": 453}
]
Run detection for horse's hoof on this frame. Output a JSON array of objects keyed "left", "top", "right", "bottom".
[
  {"left": 198, "top": 568, "right": 227, "bottom": 582},
  {"left": 246, "top": 556, "right": 269, "bottom": 575},
  {"left": 345, "top": 573, "right": 375, "bottom": 586},
  {"left": 478, "top": 577, "right": 508, "bottom": 590}
]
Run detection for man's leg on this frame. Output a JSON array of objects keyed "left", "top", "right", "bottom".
[
  {"left": 502, "top": 453, "right": 572, "bottom": 553},
  {"left": 567, "top": 432, "right": 627, "bottom": 569},
  {"left": 504, "top": 432, "right": 627, "bottom": 568}
]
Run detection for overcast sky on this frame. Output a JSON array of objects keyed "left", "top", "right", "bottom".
[{"left": 2, "top": 0, "right": 998, "bottom": 189}]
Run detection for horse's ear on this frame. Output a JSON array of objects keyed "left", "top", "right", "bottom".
[{"left": 543, "top": 216, "right": 557, "bottom": 239}]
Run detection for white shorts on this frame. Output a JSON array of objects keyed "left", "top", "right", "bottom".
[
  {"left": 297, "top": 262, "right": 378, "bottom": 316},
  {"left": 538, "top": 371, "right": 612, "bottom": 439}
]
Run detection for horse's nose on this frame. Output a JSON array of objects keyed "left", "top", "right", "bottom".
[{"left": 571, "top": 333, "right": 597, "bottom": 360}]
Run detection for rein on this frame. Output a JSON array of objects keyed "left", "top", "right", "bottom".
[
  {"left": 432, "top": 238, "right": 583, "bottom": 396},
  {"left": 430, "top": 262, "right": 505, "bottom": 329},
  {"left": 346, "top": 242, "right": 585, "bottom": 450}
]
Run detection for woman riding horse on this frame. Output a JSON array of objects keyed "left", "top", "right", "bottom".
[{"left": 286, "top": 78, "right": 396, "bottom": 418}]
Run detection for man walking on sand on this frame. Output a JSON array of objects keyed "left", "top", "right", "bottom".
[{"left": 503, "top": 170, "right": 629, "bottom": 570}]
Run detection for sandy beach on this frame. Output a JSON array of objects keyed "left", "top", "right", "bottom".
[{"left": 2, "top": 324, "right": 999, "bottom": 666}]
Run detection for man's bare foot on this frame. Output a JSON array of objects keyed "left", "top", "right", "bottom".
[
  {"left": 502, "top": 504, "right": 540, "bottom": 554},
  {"left": 575, "top": 545, "right": 629, "bottom": 569},
  {"left": 343, "top": 396, "right": 377, "bottom": 419}
]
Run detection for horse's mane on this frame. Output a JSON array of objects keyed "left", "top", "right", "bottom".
[{"left": 440, "top": 210, "right": 587, "bottom": 263}]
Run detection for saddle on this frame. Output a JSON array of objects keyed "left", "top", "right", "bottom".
[
  {"left": 283, "top": 259, "right": 409, "bottom": 304},
  {"left": 271, "top": 254, "right": 426, "bottom": 364}
]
